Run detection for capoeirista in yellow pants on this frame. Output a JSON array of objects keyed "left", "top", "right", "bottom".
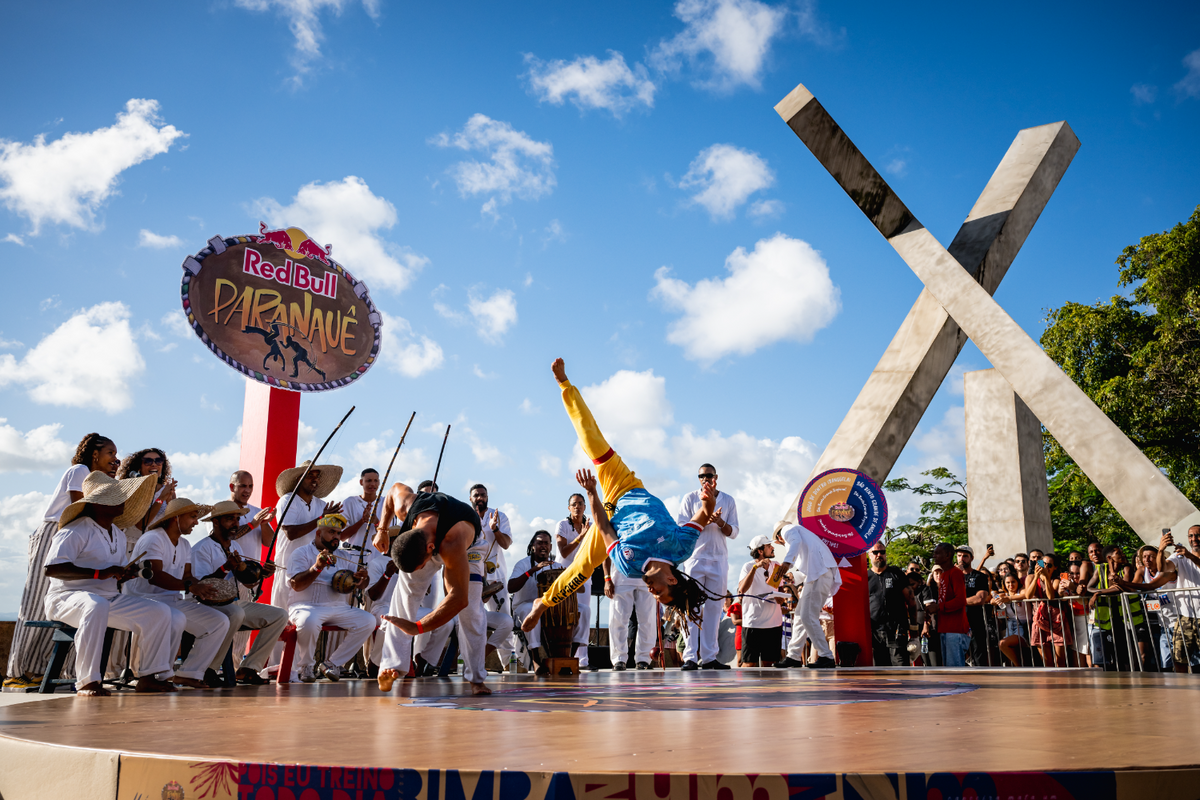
[{"left": 540, "top": 378, "right": 704, "bottom": 607}]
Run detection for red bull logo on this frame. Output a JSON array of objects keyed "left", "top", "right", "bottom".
[
  {"left": 242, "top": 246, "right": 338, "bottom": 300},
  {"left": 256, "top": 223, "right": 333, "bottom": 266}
]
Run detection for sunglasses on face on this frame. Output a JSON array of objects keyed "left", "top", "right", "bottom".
[
  {"left": 1015, "top": 558, "right": 1028, "bottom": 563},
  {"left": 142, "top": 456, "right": 164, "bottom": 465},
  {"left": 698, "top": 474, "right": 716, "bottom": 481}
]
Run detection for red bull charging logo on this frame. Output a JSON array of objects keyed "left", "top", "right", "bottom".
[{"left": 177, "top": 224, "right": 382, "bottom": 393}]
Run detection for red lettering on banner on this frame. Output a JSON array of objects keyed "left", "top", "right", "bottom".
[
  {"left": 635, "top": 773, "right": 692, "bottom": 800},
  {"left": 253, "top": 787, "right": 272, "bottom": 800},
  {"left": 243, "top": 247, "right": 263, "bottom": 276},
  {"left": 294, "top": 263, "right": 312, "bottom": 291},
  {"left": 276, "top": 259, "right": 292, "bottom": 285}
]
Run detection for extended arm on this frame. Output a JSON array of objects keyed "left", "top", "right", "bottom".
[{"left": 577, "top": 470, "right": 618, "bottom": 549}]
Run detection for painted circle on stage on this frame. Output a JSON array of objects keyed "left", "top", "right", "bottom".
[
  {"left": 408, "top": 677, "right": 975, "bottom": 712},
  {"left": 798, "top": 468, "right": 888, "bottom": 559}
]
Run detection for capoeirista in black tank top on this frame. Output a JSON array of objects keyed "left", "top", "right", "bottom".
[{"left": 399, "top": 493, "right": 481, "bottom": 554}]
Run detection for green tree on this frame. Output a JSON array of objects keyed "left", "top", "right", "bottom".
[
  {"left": 882, "top": 467, "right": 968, "bottom": 569},
  {"left": 1040, "top": 204, "right": 1200, "bottom": 552}
]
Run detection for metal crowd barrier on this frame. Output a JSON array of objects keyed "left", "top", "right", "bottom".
[{"left": 983, "top": 587, "right": 1200, "bottom": 672}]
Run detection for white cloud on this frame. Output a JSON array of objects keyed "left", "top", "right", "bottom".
[
  {"left": 542, "top": 218, "right": 567, "bottom": 247},
  {"left": 909, "top": 405, "right": 966, "bottom": 475},
  {"left": 748, "top": 198, "right": 783, "bottom": 218},
  {"left": 378, "top": 310, "right": 444, "bottom": 378},
  {"left": 233, "top": 0, "right": 381, "bottom": 85},
  {"left": 0, "top": 419, "right": 73, "bottom": 473},
  {"left": 254, "top": 176, "right": 428, "bottom": 294},
  {"left": 679, "top": 144, "right": 774, "bottom": 220},
  {"left": 578, "top": 369, "right": 674, "bottom": 467},
  {"left": 341, "top": 435, "right": 432, "bottom": 489},
  {"left": 498, "top": 502, "right": 556, "bottom": 547},
  {"left": 0, "top": 302, "right": 145, "bottom": 413},
  {"left": 472, "top": 365, "right": 497, "bottom": 380},
  {"left": 652, "top": 233, "right": 840, "bottom": 364},
  {"left": 138, "top": 229, "right": 183, "bottom": 249},
  {"left": 432, "top": 114, "right": 556, "bottom": 215},
  {"left": 525, "top": 51, "right": 655, "bottom": 117},
  {"left": 0, "top": 99, "right": 185, "bottom": 234},
  {"left": 650, "top": 0, "right": 787, "bottom": 90},
  {"left": 1130, "top": 83, "right": 1158, "bottom": 105},
  {"left": 4, "top": 234, "right": 25, "bottom": 246},
  {"left": 170, "top": 429, "right": 243, "bottom": 481},
  {"left": 0, "top": 490, "right": 53, "bottom": 611},
  {"left": 160, "top": 310, "right": 192, "bottom": 339},
  {"left": 1176, "top": 49, "right": 1200, "bottom": 99},
  {"left": 461, "top": 423, "right": 505, "bottom": 469},
  {"left": 519, "top": 398, "right": 539, "bottom": 415},
  {"left": 885, "top": 158, "right": 908, "bottom": 178},
  {"left": 0, "top": 335, "right": 22, "bottom": 349},
  {"left": 468, "top": 288, "right": 518, "bottom": 343},
  {"left": 538, "top": 453, "right": 562, "bottom": 477}
]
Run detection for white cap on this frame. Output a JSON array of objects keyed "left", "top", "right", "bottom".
[
  {"left": 956, "top": 544, "right": 974, "bottom": 558},
  {"left": 748, "top": 534, "right": 772, "bottom": 551}
]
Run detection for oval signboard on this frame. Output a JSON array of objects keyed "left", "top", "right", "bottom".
[
  {"left": 798, "top": 468, "right": 888, "bottom": 559},
  {"left": 180, "top": 224, "right": 382, "bottom": 392}
]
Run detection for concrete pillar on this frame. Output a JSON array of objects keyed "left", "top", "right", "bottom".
[{"left": 964, "top": 369, "right": 1052, "bottom": 562}]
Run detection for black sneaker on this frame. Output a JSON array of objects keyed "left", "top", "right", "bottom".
[
  {"left": 203, "top": 669, "right": 223, "bottom": 688},
  {"left": 808, "top": 656, "right": 837, "bottom": 669},
  {"left": 701, "top": 660, "right": 731, "bottom": 670},
  {"left": 613, "top": 662, "right": 627, "bottom": 671},
  {"left": 776, "top": 657, "right": 805, "bottom": 668},
  {"left": 636, "top": 662, "right": 650, "bottom": 670},
  {"left": 680, "top": 660, "right": 700, "bottom": 671},
  {"left": 235, "top": 669, "right": 267, "bottom": 686}
]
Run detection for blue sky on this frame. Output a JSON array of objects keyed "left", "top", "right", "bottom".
[{"left": 1, "top": 0, "right": 1198, "bottom": 614}]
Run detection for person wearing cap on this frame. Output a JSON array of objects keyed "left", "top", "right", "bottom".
[
  {"left": 772, "top": 523, "right": 842, "bottom": 669},
  {"left": 192, "top": 501, "right": 288, "bottom": 685},
  {"left": 42, "top": 471, "right": 178, "bottom": 695},
  {"left": 956, "top": 544, "right": 998, "bottom": 666},
  {"left": 868, "top": 541, "right": 917, "bottom": 666},
  {"left": 677, "top": 464, "right": 739, "bottom": 671},
  {"left": 271, "top": 460, "right": 343, "bottom": 612},
  {"left": 7, "top": 433, "right": 119, "bottom": 690},
  {"left": 123, "top": 498, "right": 231, "bottom": 689},
  {"left": 286, "top": 512, "right": 375, "bottom": 682},
  {"left": 737, "top": 535, "right": 784, "bottom": 667}
]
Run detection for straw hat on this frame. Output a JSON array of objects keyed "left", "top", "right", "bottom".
[
  {"left": 148, "top": 498, "right": 213, "bottom": 530},
  {"left": 202, "top": 500, "right": 245, "bottom": 521},
  {"left": 316, "top": 512, "right": 348, "bottom": 532},
  {"left": 58, "top": 471, "right": 159, "bottom": 530},
  {"left": 274, "top": 460, "right": 343, "bottom": 498}
]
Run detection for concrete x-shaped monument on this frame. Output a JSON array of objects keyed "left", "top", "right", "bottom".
[{"left": 775, "top": 83, "right": 1199, "bottom": 543}]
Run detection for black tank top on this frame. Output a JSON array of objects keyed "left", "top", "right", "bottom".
[{"left": 398, "top": 492, "right": 481, "bottom": 553}]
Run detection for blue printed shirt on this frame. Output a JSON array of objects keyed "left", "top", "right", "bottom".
[{"left": 607, "top": 488, "right": 703, "bottom": 578}]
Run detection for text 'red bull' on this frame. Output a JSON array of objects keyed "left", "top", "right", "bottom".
[{"left": 243, "top": 246, "right": 337, "bottom": 300}]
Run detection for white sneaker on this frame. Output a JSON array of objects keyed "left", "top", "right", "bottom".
[
  {"left": 298, "top": 665, "right": 316, "bottom": 683},
  {"left": 319, "top": 661, "right": 341, "bottom": 682}
]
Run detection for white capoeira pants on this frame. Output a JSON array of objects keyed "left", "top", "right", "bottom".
[
  {"left": 609, "top": 582, "right": 656, "bottom": 666},
  {"left": 681, "top": 560, "right": 726, "bottom": 665},
  {"left": 787, "top": 568, "right": 837, "bottom": 662},
  {"left": 288, "top": 603, "right": 376, "bottom": 673},
  {"left": 380, "top": 563, "right": 488, "bottom": 684},
  {"left": 10, "top": 521, "right": 75, "bottom": 679},
  {"left": 44, "top": 590, "right": 176, "bottom": 686},
  {"left": 488, "top": 591, "right": 515, "bottom": 665},
  {"left": 574, "top": 591, "right": 592, "bottom": 666},
  {"left": 206, "top": 598, "right": 289, "bottom": 672},
  {"left": 157, "top": 596, "right": 232, "bottom": 680}
]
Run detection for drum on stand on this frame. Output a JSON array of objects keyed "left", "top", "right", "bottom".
[{"left": 535, "top": 567, "right": 580, "bottom": 675}]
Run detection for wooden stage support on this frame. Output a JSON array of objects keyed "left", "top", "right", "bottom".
[{"left": 2, "top": 669, "right": 1200, "bottom": 800}]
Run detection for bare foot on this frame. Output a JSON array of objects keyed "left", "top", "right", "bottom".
[
  {"left": 471, "top": 682, "right": 492, "bottom": 696},
  {"left": 173, "top": 676, "right": 211, "bottom": 690},
  {"left": 135, "top": 676, "right": 178, "bottom": 693},
  {"left": 75, "top": 681, "right": 110, "bottom": 697},
  {"left": 521, "top": 598, "right": 548, "bottom": 633},
  {"left": 377, "top": 668, "right": 399, "bottom": 692},
  {"left": 551, "top": 358, "right": 567, "bottom": 383}
]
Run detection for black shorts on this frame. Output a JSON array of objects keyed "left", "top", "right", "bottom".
[{"left": 742, "top": 625, "right": 783, "bottom": 663}]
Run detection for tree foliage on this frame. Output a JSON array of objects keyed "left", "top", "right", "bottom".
[
  {"left": 882, "top": 467, "right": 968, "bottom": 568},
  {"left": 1040, "top": 205, "right": 1200, "bottom": 548}
]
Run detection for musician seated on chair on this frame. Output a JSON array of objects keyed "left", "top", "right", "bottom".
[
  {"left": 43, "top": 471, "right": 179, "bottom": 695},
  {"left": 123, "top": 498, "right": 231, "bottom": 689},
  {"left": 286, "top": 513, "right": 374, "bottom": 682},
  {"left": 191, "top": 500, "right": 288, "bottom": 686},
  {"left": 508, "top": 530, "right": 559, "bottom": 675}
]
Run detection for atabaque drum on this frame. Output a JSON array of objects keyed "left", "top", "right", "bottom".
[
  {"left": 195, "top": 577, "right": 238, "bottom": 607},
  {"left": 535, "top": 567, "right": 579, "bottom": 659}
]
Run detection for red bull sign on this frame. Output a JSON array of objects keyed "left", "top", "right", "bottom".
[{"left": 179, "top": 224, "right": 383, "bottom": 392}]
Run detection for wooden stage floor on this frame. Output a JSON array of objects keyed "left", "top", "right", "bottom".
[{"left": 2, "top": 668, "right": 1199, "bottom": 800}]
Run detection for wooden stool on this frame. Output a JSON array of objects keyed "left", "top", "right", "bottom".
[
  {"left": 276, "top": 623, "right": 345, "bottom": 684},
  {"left": 25, "top": 621, "right": 117, "bottom": 694}
]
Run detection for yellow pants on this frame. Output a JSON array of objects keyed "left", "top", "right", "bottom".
[{"left": 541, "top": 379, "right": 644, "bottom": 607}]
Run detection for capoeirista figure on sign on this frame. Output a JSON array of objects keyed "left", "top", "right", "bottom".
[{"left": 521, "top": 358, "right": 721, "bottom": 634}]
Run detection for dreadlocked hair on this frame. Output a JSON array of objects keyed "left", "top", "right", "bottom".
[
  {"left": 119, "top": 448, "right": 172, "bottom": 486},
  {"left": 660, "top": 565, "right": 712, "bottom": 627},
  {"left": 72, "top": 433, "right": 113, "bottom": 469}
]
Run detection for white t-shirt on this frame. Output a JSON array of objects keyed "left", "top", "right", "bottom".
[
  {"left": 287, "top": 542, "right": 353, "bottom": 607},
  {"left": 339, "top": 495, "right": 380, "bottom": 551},
  {"left": 45, "top": 518, "right": 127, "bottom": 600},
  {"left": 555, "top": 518, "right": 590, "bottom": 594},
  {"left": 192, "top": 535, "right": 248, "bottom": 584},
  {"left": 509, "top": 555, "right": 560, "bottom": 607},
  {"left": 677, "top": 489, "right": 740, "bottom": 564},
  {"left": 739, "top": 560, "right": 784, "bottom": 629},
  {"left": 471, "top": 507, "right": 511, "bottom": 580},
  {"left": 124, "top": 528, "right": 193, "bottom": 598},
  {"left": 42, "top": 464, "right": 91, "bottom": 523},
  {"left": 1168, "top": 551, "right": 1200, "bottom": 618}
]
